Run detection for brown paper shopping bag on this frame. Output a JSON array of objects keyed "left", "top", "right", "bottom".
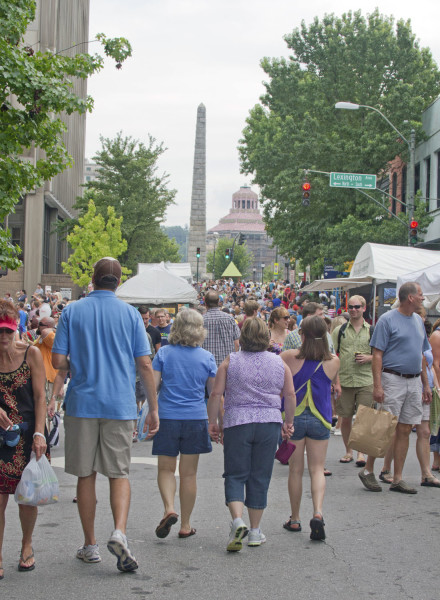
[{"left": 348, "top": 404, "right": 398, "bottom": 458}]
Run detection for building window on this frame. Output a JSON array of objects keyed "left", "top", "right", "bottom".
[
  {"left": 56, "top": 218, "right": 63, "bottom": 274},
  {"left": 247, "top": 200, "right": 250, "bottom": 209},
  {"left": 401, "top": 166, "right": 407, "bottom": 213},
  {"left": 43, "top": 205, "right": 51, "bottom": 273},
  {"left": 391, "top": 173, "right": 397, "bottom": 214},
  {"left": 425, "top": 157, "right": 431, "bottom": 211},
  {"left": 414, "top": 163, "right": 420, "bottom": 195}
]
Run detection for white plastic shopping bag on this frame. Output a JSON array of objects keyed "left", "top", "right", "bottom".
[{"left": 14, "top": 452, "right": 59, "bottom": 506}]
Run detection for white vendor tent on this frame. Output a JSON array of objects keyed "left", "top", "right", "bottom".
[
  {"left": 349, "top": 243, "right": 440, "bottom": 282},
  {"left": 396, "top": 262, "right": 440, "bottom": 296},
  {"left": 138, "top": 262, "right": 193, "bottom": 283},
  {"left": 116, "top": 263, "right": 197, "bottom": 305},
  {"left": 301, "top": 243, "right": 440, "bottom": 321}
]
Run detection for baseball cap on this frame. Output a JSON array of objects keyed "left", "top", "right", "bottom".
[
  {"left": 0, "top": 317, "right": 18, "bottom": 331},
  {"left": 93, "top": 257, "right": 122, "bottom": 286}
]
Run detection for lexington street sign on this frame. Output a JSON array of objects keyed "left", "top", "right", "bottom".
[{"left": 330, "top": 172, "right": 377, "bottom": 189}]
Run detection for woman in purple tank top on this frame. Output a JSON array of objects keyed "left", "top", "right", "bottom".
[
  {"left": 208, "top": 318, "right": 296, "bottom": 552},
  {"left": 281, "top": 316, "right": 339, "bottom": 541}
]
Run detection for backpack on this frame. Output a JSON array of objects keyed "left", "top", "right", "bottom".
[{"left": 336, "top": 322, "right": 374, "bottom": 355}]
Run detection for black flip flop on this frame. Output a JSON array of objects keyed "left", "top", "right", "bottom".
[
  {"left": 18, "top": 550, "right": 35, "bottom": 572},
  {"left": 178, "top": 528, "right": 196, "bottom": 538},
  {"left": 155, "top": 513, "right": 178, "bottom": 538}
]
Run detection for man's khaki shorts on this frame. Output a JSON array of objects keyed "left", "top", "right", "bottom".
[
  {"left": 64, "top": 416, "right": 135, "bottom": 478},
  {"left": 336, "top": 384, "right": 374, "bottom": 418},
  {"left": 381, "top": 372, "right": 423, "bottom": 425}
]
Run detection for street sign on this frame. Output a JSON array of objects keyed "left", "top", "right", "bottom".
[
  {"left": 274, "top": 263, "right": 279, "bottom": 275},
  {"left": 330, "top": 172, "right": 376, "bottom": 189}
]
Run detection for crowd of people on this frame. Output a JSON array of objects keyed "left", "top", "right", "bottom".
[{"left": 1, "top": 265, "right": 439, "bottom": 578}]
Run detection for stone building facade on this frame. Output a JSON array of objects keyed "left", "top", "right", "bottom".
[
  {"left": 0, "top": 0, "right": 88, "bottom": 299},
  {"left": 207, "top": 186, "right": 289, "bottom": 280}
]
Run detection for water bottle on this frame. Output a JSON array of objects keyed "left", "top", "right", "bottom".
[{"left": 5, "top": 424, "right": 20, "bottom": 447}]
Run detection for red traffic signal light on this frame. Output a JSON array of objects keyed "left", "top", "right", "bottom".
[
  {"left": 409, "top": 220, "right": 418, "bottom": 245},
  {"left": 302, "top": 181, "right": 311, "bottom": 206}
]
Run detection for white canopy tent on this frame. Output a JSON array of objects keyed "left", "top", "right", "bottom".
[
  {"left": 396, "top": 262, "right": 440, "bottom": 296},
  {"left": 116, "top": 263, "right": 198, "bottom": 305},
  {"left": 302, "top": 243, "right": 440, "bottom": 321},
  {"left": 137, "top": 262, "right": 193, "bottom": 283},
  {"left": 396, "top": 262, "right": 440, "bottom": 312}
]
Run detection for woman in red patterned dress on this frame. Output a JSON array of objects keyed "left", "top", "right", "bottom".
[{"left": 0, "top": 301, "right": 47, "bottom": 578}]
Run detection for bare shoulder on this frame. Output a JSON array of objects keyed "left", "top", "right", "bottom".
[{"left": 323, "top": 354, "right": 340, "bottom": 378}]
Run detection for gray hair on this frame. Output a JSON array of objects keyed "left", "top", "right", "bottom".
[
  {"left": 168, "top": 308, "right": 206, "bottom": 347},
  {"left": 399, "top": 282, "right": 419, "bottom": 303}
]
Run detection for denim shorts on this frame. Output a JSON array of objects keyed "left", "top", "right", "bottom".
[
  {"left": 223, "top": 422, "right": 280, "bottom": 510},
  {"left": 152, "top": 419, "right": 212, "bottom": 456},
  {"left": 291, "top": 407, "right": 330, "bottom": 441}
]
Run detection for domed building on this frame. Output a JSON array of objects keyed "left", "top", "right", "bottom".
[{"left": 207, "top": 185, "right": 288, "bottom": 280}]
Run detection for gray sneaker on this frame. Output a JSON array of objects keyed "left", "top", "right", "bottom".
[
  {"left": 358, "top": 468, "right": 382, "bottom": 492},
  {"left": 247, "top": 529, "right": 266, "bottom": 547},
  {"left": 76, "top": 544, "right": 101, "bottom": 563},
  {"left": 226, "top": 518, "right": 248, "bottom": 552},
  {"left": 107, "top": 529, "right": 138, "bottom": 572}
]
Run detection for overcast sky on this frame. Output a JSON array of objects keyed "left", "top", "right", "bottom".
[{"left": 86, "top": 0, "right": 440, "bottom": 230}]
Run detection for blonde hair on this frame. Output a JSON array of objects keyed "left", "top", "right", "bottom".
[
  {"left": 268, "top": 307, "right": 289, "bottom": 329},
  {"left": 168, "top": 309, "right": 206, "bottom": 347}
]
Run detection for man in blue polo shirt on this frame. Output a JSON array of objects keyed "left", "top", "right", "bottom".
[{"left": 52, "top": 257, "right": 159, "bottom": 572}]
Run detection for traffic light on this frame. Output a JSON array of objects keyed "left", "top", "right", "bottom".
[
  {"left": 302, "top": 181, "right": 311, "bottom": 206},
  {"left": 409, "top": 220, "right": 418, "bottom": 245},
  {"left": 225, "top": 248, "right": 230, "bottom": 259},
  {"left": 238, "top": 233, "right": 245, "bottom": 245},
  {"left": 196, "top": 247, "right": 200, "bottom": 258}
]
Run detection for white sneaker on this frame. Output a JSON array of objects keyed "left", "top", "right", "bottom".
[
  {"left": 333, "top": 429, "right": 342, "bottom": 436},
  {"left": 107, "top": 529, "right": 138, "bottom": 572},
  {"left": 76, "top": 544, "right": 101, "bottom": 563},
  {"left": 247, "top": 529, "right": 266, "bottom": 547},
  {"left": 226, "top": 518, "right": 248, "bottom": 552}
]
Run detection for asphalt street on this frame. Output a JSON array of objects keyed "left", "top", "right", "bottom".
[{"left": 1, "top": 425, "right": 438, "bottom": 600}]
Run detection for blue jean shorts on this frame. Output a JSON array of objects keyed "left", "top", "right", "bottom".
[
  {"left": 291, "top": 407, "right": 330, "bottom": 441},
  {"left": 152, "top": 419, "right": 212, "bottom": 456}
]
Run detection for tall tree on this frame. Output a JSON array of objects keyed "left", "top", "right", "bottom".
[
  {"left": 206, "top": 238, "right": 253, "bottom": 279},
  {"left": 74, "top": 133, "right": 177, "bottom": 272},
  {"left": 0, "top": 0, "right": 131, "bottom": 268},
  {"left": 239, "top": 9, "right": 440, "bottom": 271},
  {"left": 62, "top": 200, "right": 130, "bottom": 287}
]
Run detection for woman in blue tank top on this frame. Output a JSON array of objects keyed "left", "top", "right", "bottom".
[{"left": 281, "top": 315, "right": 339, "bottom": 541}]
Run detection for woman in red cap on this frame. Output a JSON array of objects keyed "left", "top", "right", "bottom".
[{"left": 0, "top": 300, "right": 47, "bottom": 578}]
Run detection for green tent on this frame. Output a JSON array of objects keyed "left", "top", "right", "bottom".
[{"left": 222, "top": 261, "right": 242, "bottom": 278}]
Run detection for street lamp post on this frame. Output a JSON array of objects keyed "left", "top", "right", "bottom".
[
  {"left": 252, "top": 267, "right": 256, "bottom": 282},
  {"left": 261, "top": 263, "right": 265, "bottom": 284},
  {"left": 212, "top": 232, "right": 218, "bottom": 279},
  {"left": 335, "top": 102, "right": 415, "bottom": 245}
]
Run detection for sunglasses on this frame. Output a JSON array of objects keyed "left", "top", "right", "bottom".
[
  {"left": 348, "top": 305, "right": 362, "bottom": 310},
  {"left": 0, "top": 327, "right": 15, "bottom": 334},
  {"left": 281, "top": 316, "right": 290, "bottom": 320}
]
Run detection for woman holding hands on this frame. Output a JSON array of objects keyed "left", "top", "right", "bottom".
[{"left": 208, "top": 317, "right": 295, "bottom": 552}]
